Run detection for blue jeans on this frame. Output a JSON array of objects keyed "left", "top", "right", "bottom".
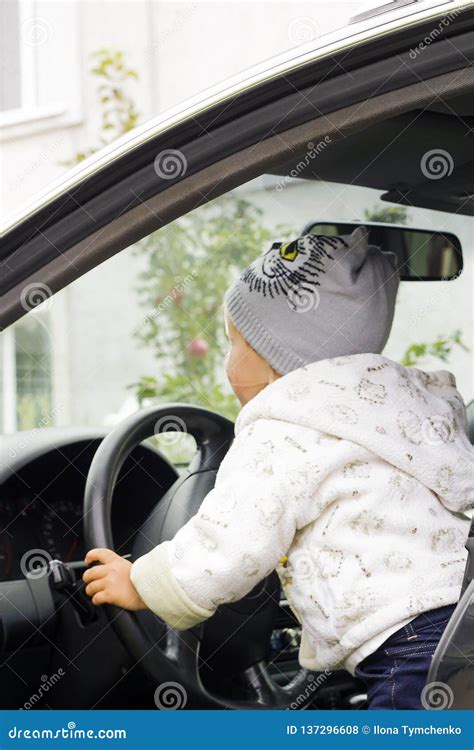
[{"left": 354, "top": 603, "right": 456, "bottom": 710}]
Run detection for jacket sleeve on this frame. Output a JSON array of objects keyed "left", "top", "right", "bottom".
[{"left": 130, "top": 418, "right": 320, "bottom": 629}]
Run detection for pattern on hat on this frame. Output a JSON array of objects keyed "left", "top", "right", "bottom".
[
  {"left": 224, "top": 227, "right": 400, "bottom": 375},
  {"left": 241, "top": 234, "right": 349, "bottom": 312}
]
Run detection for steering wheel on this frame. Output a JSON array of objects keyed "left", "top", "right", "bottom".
[{"left": 83, "top": 404, "right": 316, "bottom": 709}]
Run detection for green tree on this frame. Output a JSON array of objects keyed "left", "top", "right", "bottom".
[
  {"left": 401, "top": 330, "right": 469, "bottom": 367},
  {"left": 130, "top": 194, "right": 294, "bottom": 422},
  {"left": 364, "top": 204, "right": 410, "bottom": 224},
  {"left": 63, "top": 49, "right": 139, "bottom": 166}
]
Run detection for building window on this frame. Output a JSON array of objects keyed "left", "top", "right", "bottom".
[
  {"left": 0, "top": 314, "right": 52, "bottom": 432},
  {"left": 0, "top": 0, "right": 22, "bottom": 111},
  {"left": 0, "top": 0, "right": 82, "bottom": 128},
  {"left": 0, "top": 0, "right": 40, "bottom": 114}
]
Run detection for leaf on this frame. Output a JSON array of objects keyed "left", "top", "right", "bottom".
[
  {"left": 60, "top": 47, "right": 141, "bottom": 168},
  {"left": 401, "top": 331, "right": 469, "bottom": 367}
]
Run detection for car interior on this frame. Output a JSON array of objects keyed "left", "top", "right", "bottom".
[
  {"left": 270, "top": 91, "right": 474, "bottom": 217},
  {"left": 0, "top": 34, "right": 473, "bottom": 710}
]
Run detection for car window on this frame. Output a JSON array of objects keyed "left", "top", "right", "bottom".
[{"left": 2, "top": 177, "right": 472, "bottom": 463}]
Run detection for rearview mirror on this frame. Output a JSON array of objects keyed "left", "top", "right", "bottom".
[{"left": 301, "top": 221, "right": 463, "bottom": 281}]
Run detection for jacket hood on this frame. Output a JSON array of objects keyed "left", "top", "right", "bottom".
[{"left": 236, "top": 353, "right": 474, "bottom": 513}]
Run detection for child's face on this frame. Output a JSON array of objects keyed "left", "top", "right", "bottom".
[{"left": 224, "top": 312, "right": 280, "bottom": 405}]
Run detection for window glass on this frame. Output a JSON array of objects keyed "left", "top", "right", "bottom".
[
  {"left": 0, "top": 0, "right": 21, "bottom": 111},
  {"left": 13, "top": 315, "right": 52, "bottom": 431},
  {"left": 2, "top": 179, "right": 472, "bottom": 451}
]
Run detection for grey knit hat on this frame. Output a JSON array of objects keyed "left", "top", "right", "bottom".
[{"left": 223, "top": 227, "right": 399, "bottom": 375}]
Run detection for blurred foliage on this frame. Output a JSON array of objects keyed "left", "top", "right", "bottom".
[
  {"left": 130, "top": 193, "right": 469, "bottom": 464},
  {"left": 401, "top": 330, "right": 469, "bottom": 367},
  {"left": 129, "top": 193, "right": 296, "bottom": 460},
  {"left": 62, "top": 49, "right": 140, "bottom": 166},
  {"left": 146, "top": 432, "right": 198, "bottom": 470},
  {"left": 17, "top": 395, "right": 52, "bottom": 432},
  {"left": 364, "top": 205, "right": 410, "bottom": 224},
  {"left": 15, "top": 317, "right": 52, "bottom": 431}
]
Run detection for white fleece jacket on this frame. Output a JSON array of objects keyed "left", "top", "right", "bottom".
[{"left": 130, "top": 353, "right": 473, "bottom": 674}]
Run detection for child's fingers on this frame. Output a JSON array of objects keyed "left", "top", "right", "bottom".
[
  {"left": 84, "top": 548, "right": 116, "bottom": 565},
  {"left": 82, "top": 565, "right": 108, "bottom": 584},
  {"left": 91, "top": 591, "right": 109, "bottom": 606},
  {"left": 84, "top": 579, "right": 106, "bottom": 598}
]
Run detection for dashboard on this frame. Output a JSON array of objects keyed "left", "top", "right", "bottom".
[
  {"left": 0, "top": 429, "right": 179, "bottom": 582},
  {"left": 0, "top": 495, "right": 84, "bottom": 579}
]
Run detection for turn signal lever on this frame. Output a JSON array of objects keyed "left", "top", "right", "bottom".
[{"left": 48, "top": 559, "right": 98, "bottom": 625}]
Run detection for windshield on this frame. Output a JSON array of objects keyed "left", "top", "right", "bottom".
[{"left": 1, "top": 178, "right": 472, "bottom": 448}]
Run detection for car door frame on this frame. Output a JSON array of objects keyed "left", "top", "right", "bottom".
[{"left": 1, "top": 6, "right": 473, "bottom": 328}]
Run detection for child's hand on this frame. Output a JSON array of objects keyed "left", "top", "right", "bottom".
[{"left": 83, "top": 548, "right": 147, "bottom": 611}]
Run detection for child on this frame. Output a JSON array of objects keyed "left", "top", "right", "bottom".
[{"left": 84, "top": 227, "right": 473, "bottom": 710}]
